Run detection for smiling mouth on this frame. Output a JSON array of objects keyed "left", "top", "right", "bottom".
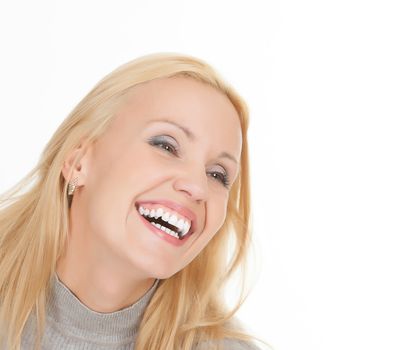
[
  {"left": 135, "top": 203, "right": 195, "bottom": 240},
  {"left": 143, "top": 215, "right": 183, "bottom": 238}
]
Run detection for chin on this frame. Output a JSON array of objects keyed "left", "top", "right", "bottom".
[
  {"left": 152, "top": 266, "right": 182, "bottom": 280},
  {"left": 144, "top": 261, "right": 187, "bottom": 280}
]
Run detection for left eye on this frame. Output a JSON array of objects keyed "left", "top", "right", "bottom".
[
  {"left": 148, "top": 136, "right": 179, "bottom": 156},
  {"left": 208, "top": 171, "right": 230, "bottom": 188}
]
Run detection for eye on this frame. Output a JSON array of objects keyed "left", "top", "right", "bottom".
[
  {"left": 208, "top": 169, "right": 230, "bottom": 189},
  {"left": 148, "top": 135, "right": 179, "bottom": 156}
]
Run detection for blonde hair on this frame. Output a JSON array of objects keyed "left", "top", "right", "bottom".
[{"left": 0, "top": 53, "right": 271, "bottom": 350}]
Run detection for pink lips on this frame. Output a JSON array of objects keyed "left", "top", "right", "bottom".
[{"left": 135, "top": 199, "right": 197, "bottom": 235}]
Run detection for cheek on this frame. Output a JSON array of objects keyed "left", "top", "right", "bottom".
[
  {"left": 206, "top": 195, "right": 229, "bottom": 235},
  {"left": 130, "top": 150, "right": 174, "bottom": 185}
]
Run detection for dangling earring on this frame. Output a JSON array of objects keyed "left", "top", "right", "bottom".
[{"left": 67, "top": 177, "right": 78, "bottom": 196}]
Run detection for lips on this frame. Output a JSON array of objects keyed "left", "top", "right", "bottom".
[{"left": 135, "top": 199, "right": 197, "bottom": 236}]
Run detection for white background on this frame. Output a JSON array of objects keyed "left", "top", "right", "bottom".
[{"left": 0, "top": 1, "right": 402, "bottom": 350}]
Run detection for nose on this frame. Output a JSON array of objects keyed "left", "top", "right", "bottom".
[{"left": 173, "top": 166, "right": 209, "bottom": 203}]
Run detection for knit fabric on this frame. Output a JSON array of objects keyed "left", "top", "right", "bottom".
[
  {"left": 21, "top": 274, "right": 159, "bottom": 349},
  {"left": 20, "top": 273, "right": 261, "bottom": 349}
]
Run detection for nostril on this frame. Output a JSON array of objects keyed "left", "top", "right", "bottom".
[{"left": 173, "top": 176, "right": 208, "bottom": 201}]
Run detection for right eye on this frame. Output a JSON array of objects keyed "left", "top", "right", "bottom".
[{"left": 148, "top": 136, "right": 179, "bottom": 156}]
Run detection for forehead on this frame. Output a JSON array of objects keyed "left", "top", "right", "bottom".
[{"left": 112, "top": 76, "right": 242, "bottom": 156}]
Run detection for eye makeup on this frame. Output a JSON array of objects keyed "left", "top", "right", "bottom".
[
  {"left": 147, "top": 135, "right": 179, "bottom": 156},
  {"left": 207, "top": 165, "right": 230, "bottom": 188},
  {"left": 146, "top": 134, "right": 232, "bottom": 189}
]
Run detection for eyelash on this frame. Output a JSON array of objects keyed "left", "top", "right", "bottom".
[
  {"left": 148, "top": 137, "right": 230, "bottom": 189},
  {"left": 148, "top": 137, "right": 179, "bottom": 155}
]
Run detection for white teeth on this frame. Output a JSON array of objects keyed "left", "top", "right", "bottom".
[
  {"left": 168, "top": 215, "right": 178, "bottom": 226},
  {"left": 183, "top": 221, "right": 191, "bottom": 235},
  {"left": 151, "top": 222, "right": 179, "bottom": 238},
  {"left": 176, "top": 219, "right": 184, "bottom": 231},
  {"left": 138, "top": 205, "right": 192, "bottom": 237},
  {"left": 166, "top": 228, "right": 178, "bottom": 237}
]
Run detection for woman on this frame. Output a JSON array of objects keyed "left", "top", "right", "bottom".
[{"left": 0, "top": 53, "right": 270, "bottom": 350}]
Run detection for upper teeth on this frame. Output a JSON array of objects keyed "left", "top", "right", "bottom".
[{"left": 138, "top": 206, "right": 192, "bottom": 236}]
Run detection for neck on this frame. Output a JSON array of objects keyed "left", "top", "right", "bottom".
[{"left": 56, "top": 244, "right": 156, "bottom": 313}]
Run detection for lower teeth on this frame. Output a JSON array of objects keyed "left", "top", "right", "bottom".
[{"left": 150, "top": 222, "right": 179, "bottom": 239}]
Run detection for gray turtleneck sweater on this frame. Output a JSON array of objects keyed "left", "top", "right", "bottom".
[{"left": 20, "top": 274, "right": 261, "bottom": 349}]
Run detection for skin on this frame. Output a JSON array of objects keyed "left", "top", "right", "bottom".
[{"left": 57, "top": 76, "right": 242, "bottom": 313}]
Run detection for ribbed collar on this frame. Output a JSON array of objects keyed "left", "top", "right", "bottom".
[{"left": 46, "top": 273, "right": 160, "bottom": 344}]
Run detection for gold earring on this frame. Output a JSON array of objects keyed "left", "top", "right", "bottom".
[{"left": 67, "top": 177, "right": 78, "bottom": 196}]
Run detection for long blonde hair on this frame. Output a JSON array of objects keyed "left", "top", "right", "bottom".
[{"left": 0, "top": 53, "right": 271, "bottom": 350}]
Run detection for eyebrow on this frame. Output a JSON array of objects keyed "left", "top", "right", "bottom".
[{"left": 147, "top": 118, "right": 239, "bottom": 165}]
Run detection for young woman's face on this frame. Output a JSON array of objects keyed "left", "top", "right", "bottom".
[{"left": 73, "top": 76, "right": 242, "bottom": 279}]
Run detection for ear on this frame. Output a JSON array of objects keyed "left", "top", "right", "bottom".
[{"left": 61, "top": 141, "right": 93, "bottom": 187}]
